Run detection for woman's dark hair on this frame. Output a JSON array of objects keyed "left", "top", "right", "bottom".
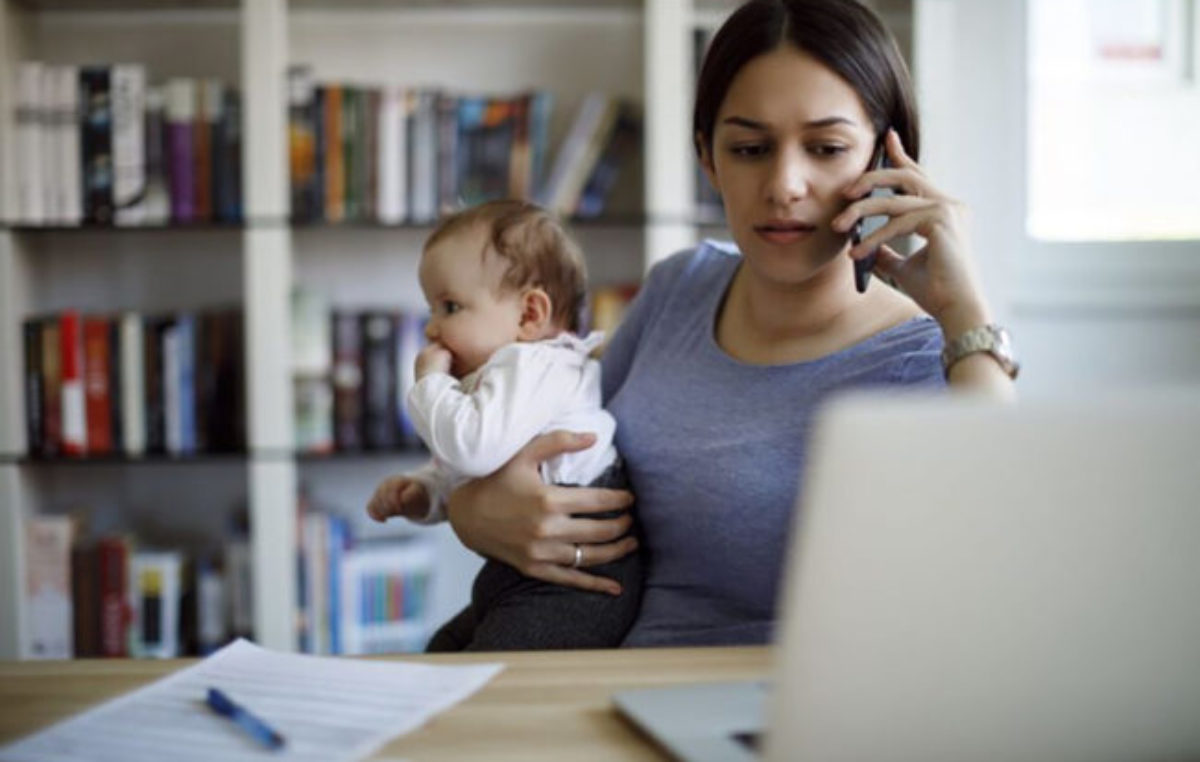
[{"left": 693, "top": 0, "right": 919, "bottom": 162}]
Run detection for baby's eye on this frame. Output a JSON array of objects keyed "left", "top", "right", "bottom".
[{"left": 442, "top": 300, "right": 461, "bottom": 315}]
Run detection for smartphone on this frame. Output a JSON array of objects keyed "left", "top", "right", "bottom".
[{"left": 851, "top": 142, "right": 892, "bottom": 294}]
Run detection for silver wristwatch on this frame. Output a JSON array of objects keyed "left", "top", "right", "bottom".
[{"left": 941, "top": 324, "right": 1020, "bottom": 380}]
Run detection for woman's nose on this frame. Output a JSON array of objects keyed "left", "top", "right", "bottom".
[{"left": 766, "top": 146, "right": 809, "bottom": 206}]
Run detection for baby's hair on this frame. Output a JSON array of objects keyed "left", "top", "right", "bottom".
[{"left": 425, "top": 199, "right": 588, "bottom": 332}]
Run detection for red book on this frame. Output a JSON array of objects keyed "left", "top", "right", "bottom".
[
  {"left": 83, "top": 316, "right": 113, "bottom": 455},
  {"left": 59, "top": 310, "right": 86, "bottom": 456},
  {"left": 97, "top": 536, "right": 131, "bottom": 657}
]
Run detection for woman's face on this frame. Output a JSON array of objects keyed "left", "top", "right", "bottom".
[{"left": 701, "top": 45, "right": 878, "bottom": 289}]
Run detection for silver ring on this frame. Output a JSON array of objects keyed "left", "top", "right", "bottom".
[{"left": 572, "top": 544, "right": 583, "bottom": 568}]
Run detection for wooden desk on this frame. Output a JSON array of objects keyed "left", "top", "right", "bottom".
[{"left": 0, "top": 647, "right": 770, "bottom": 760}]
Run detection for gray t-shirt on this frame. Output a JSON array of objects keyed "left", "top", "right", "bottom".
[{"left": 602, "top": 241, "right": 946, "bottom": 647}]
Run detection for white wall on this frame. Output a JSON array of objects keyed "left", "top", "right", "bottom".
[{"left": 914, "top": 0, "right": 1200, "bottom": 394}]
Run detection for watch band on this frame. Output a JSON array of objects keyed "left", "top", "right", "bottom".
[{"left": 941, "top": 324, "right": 1020, "bottom": 380}]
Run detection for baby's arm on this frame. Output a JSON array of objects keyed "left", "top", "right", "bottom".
[
  {"left": 407, "top": 344, "right": 572, "bottom": 477},
  {"left": 366, "top": 461, "right": 453, "bottom": 524}
]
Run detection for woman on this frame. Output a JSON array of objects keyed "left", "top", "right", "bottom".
[{"left": 436, "top": 0, "right": 1017, "bottom": 647}]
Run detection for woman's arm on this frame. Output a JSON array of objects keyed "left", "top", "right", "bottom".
[
  {"left": 445, "top": 430, "right": 637, "bottom": 595},
  {"left": 836, "top": 129, "right": 1016, "bottom": 400}
]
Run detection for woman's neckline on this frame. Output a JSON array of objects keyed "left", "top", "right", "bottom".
[{"left": 702, "top": 248, "right": 930, "bottom": 370}]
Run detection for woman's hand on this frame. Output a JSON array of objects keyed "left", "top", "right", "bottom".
[
  {"left": 833, "top": 129, "right": 992, "bottom": 337},
  {"left": 445, "top": 430, "right": 638, "bottom": 595}
]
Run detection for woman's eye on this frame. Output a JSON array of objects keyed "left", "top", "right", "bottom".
[
  {"left": 810, "top": 144, "right": 849, "bottom": 158},
  {"left": 729, "top": 143, "right": 770, "bottom": 158}
]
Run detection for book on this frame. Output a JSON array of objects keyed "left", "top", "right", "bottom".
[
  {"left": 97, "top": 535, "right": 132, "bottom": 657},
  {"left": 331, "top": 311, "right": 363, "bottom": 451},
  {"left": 377, "top": 85, "right": 406, "bottom": 224},
  {"left": 339, "top": 538, "right": 435, "bottom": 655},
  {"left": 144, "top": 315, "right": 170, "bottom": 454},
  {"left": 165, "top": 78, "right": 197, "bottom": 223},
  {"left": 23, "top": 320, "right": 44, "bottom": 456},
  {"left": 111, "top": 64, "right": 148, "bottom": 226},
  {"left": 575, "top": 101, "right": 641, "bottom": 218},
  {"left": 56, "top": 65, "right": 83, "bottom": 225},
  {"left": 25, "top": 515, "right": 75, "bottom": 659},
  {"left": 435, "top": 92, "right": 459, "bottom": 214},
  {"left": 409, "top": 90, "right": 438, "bottom": 223},
  {"left": 538, "top": 92, "right": 616, "bottom": 215},
  {"left": 119, "top": 312, "right": 147, "bottom": 456},
  {"left": 128, "top": 551, "right": 183, "bottom": 658},
  {"left": 16, "top": 62, "right": 46, "bottom": 225},
  {"left": 83, "top": 315, "right": 114, "bottom": 455},
  {"left": 396, "top": 313, "right": 425, "bottom": 445},
  {"left": 195, "top": 555, "right": 227, "bottom": 655},
  {"left": 195, "top": 78, "right": 222, "bottom": 222},
  {"left": 323, "top": 84, "right": 345, "bottom": 222},
  {"left": 59, "top": 310, "right": 86, "bottom": 456},
  {"left": 288, "top": 66, "right": 318, "bottom": 222},
  {"left": 80, "top": 66, "right": 115, "bottom": 225},
  {"left": 214, "top": 88, "right": 243, "bottom": 223},
  {"left": 224, "top": 536, "right": 253, "bottom": 640},
  {"left": 41, "top": 317, "right": 62, "bottom": 456},
  {"left": 141, "top": 87, "right": 171, "bottom": 225},
  {"left": 71, "top": 543, "right": 100, "bottom": 657},
  {"left": 108, "top": 318, "right": 124, "bottom": 453},
  {"left": 361, "top": 311, "right": 398, "bottom": 450}
]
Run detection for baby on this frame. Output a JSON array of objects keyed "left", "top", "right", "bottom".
[{"left": 367, "top": 199, "right": 640, "bottom": 651}]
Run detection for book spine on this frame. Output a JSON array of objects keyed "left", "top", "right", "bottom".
[
  {"left": 396, "top": 313, "right": 424, "bottom": 445},
  {"left": 141, "top": 87, "right": 170, "bottom": 225},
  {"left": 412, "top": 91, "right": 438, "bottom": 223},
  {"left": 71, "top": 544, "right": 99, "bottom": 657},
  {"left": 59, "top": 310, "right": 87, "bottom": 456},
  {"left": 509, "top": 93, "right": 532, "bottom": 200},
  {"left": 24, "top": 515, "right": 75, "bottom": 659},
  {"left": 165, "top": 79, "right": 197, "bottom": 224},
  {"left": 529, "top": 91, "right": 553, "bottom": 200},
  {"left": 436, "top": 92, "right": 459, "bottom": 213},
  {"left": 98, "top": 536, "right": 131, "bottom": 658},
  {"left": 119, "top": 312, "right": 146, "bottom": 456},
  {"left": 57, "top": 65, "right": 83, "bottom": 226},
  {"left": 195, "top": 555, "right": 226, "bottom": 655},
  {"left": 80, "top": 66, "right": 114, "bottom": 225},
  {"left": 216, "top": 89, "right": 243, "bottom": 223},
  {"left": 16, "top": 62, "right": 46, "bottom": 225},
  {"left": 111, "top": 64, "right": 147, "bottom": 226},
  {"left": 129, "top": 552, "right": 182, "bottom": 659},
  {"left": 177, "top": 314, "right": 197, "bottom": 455},
  {"left": 364, "top": 88, "right": 379, "bottom": 222},
  {"left": 40, "top": 65, "right": 60, "bottom": 224},
  {"left": 361, "top": 312, "right": 398, "bottom": 450},
  {"left": 162, "top": 319, "right": 181, "bottom": 455},
  {"left": 23, "top": 320, "right": 44, "bottom": 456},
  {"left": 377, "top": 85, "right": 405, "bottom": 224},
  {"left": 288, "top": 66, "right": 317, "bottom": 222},
  {"left": 41, "top": 318, "right": 62, "bottom": 456},
  {"left": 575, "top": 102, "right": 640, "bottom": 218},
  {"left": 323, "top": 84, "right": 345, "bottom": 222},
  {"left": 83, "top": 315, "right": 114, "bottom": 455},
  {"left": 108, "top": 318, "right": 124, "bottom": 454},
  {"left": 194, "top": 79, "right": 220, "bottom": 222},
  {"left": 331, "top": 311, "right": 363, "bottom": 451},
  {"left": 342, "top": 87, "right": 360, "bottom": 221},
  {"left": 312, "top": 86, "right": 326, "bottom": 221},
  {"left": 143, "top": 317, "right": 166, "bottom": 454}
]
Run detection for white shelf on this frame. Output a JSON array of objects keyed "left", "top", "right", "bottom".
[{"left": 0, "top": 0, "right": 701, "bottom": 659}]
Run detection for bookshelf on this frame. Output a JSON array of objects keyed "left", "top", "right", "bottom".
[
  {"left": 0, "top": 0, "right": 699, "bottom": 660},
  {"left": 0, "top": 0, "right": 931, "bottom": 660}
]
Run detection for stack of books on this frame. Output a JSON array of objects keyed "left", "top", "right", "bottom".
[
  {"left": 22, "top": 308, "right": 245, "bottom": 459},
  {"left": 292, "top": 288, "right": 426, "bottom": 455},
  {"left": 287, "top": 66, "right": 640, "bottom": 224},
  {"left": 12, "top": 61, "right": 242, "bottom": 227}
]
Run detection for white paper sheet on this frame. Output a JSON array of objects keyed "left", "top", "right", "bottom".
[{"left": 1, "top": 639, "right": 502, "bottom": 762}]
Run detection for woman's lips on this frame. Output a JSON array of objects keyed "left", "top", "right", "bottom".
[{"left": 754, "top": 221, "right": 816, "bottom": 245}]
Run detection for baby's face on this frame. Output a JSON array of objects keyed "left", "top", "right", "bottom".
[{"left": 418, "top": 225, "right": 524, "bottom": 378}]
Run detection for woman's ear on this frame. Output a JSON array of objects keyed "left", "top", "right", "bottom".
[
  {"left": 517, "top": 287, "right": 554, "bottom": 340},
  {"left": 696, "top": 132, "right": 720, "bottom": 194}
]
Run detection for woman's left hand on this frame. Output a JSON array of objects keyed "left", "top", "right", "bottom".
[{"left": 833, "top": 129, "right": 992, "bottom": 334}]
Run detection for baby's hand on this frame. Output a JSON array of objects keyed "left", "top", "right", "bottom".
[
  {"left": 415, "top": 343, "right": 453, "bottom": 379},
  {"left": 367, "top": 476, "right": 431, "bottom": 522}
]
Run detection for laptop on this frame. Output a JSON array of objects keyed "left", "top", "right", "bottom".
[{"left": 614, "top": 391, "right": 1200, "bottom": 761}]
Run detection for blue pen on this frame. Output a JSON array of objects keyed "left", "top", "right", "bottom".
[{"left": 205, "top": 687, "right": 287, "bottom": 751}]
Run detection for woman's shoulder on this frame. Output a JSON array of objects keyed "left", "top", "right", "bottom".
[{"left": 643, "top": 239, "right": 741, "bottom": 301}]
